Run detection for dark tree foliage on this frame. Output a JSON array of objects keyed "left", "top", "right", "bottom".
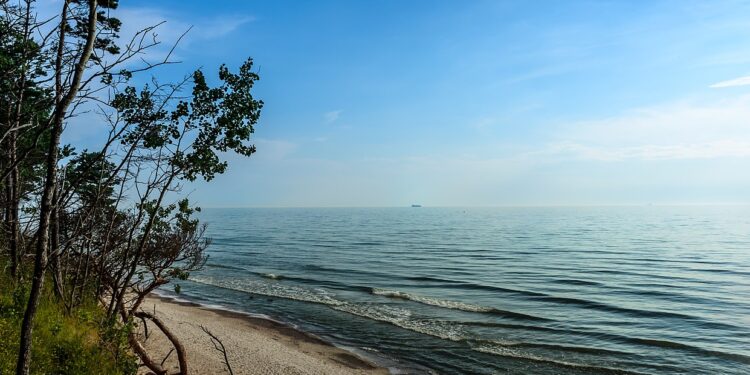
[
  {"left": 0, "top": 1, "right": 263, "bottom": 374},
  {"left": 113, "top": 59, "right": 263, "bottom": 181}
]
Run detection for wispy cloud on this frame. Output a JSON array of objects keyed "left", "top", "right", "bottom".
[
  {"left": 84, "top": 7, "right": 255, "bottom": 70},
  {"left": 195, "top": 15, "right": 255, "bottom": 39},
  {"left": 710, "top": 75, "right": 750, "bottom": 88},
  {"left": 113, "top": 7, "right": 253, "bottom": 54},
  {"left": 532, "top": 141, "right": 750, "bottom": 161},
  {"left": 324, "top": 110, "right": 342, "bottom": 123},
  {"left": 540, "top": 95, "right": 750, "bottom": 161}
]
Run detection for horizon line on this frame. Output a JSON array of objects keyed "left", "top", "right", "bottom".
[{"left": 196, "top": 203, "right": 750, "bottom": 209}]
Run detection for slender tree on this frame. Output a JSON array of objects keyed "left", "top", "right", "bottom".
[
  {"left": 2, "top": 1, "right": 264, "bottom": 373},
  {"left": 15, "top": 1, "right": 99, "bottom": 372}
]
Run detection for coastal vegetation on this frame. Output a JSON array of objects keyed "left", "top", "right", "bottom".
[
  {"left": 0, "top": 0, "right": 262, "bottom": 373},
  {"left": 0, "top": 259, "right": 137, "bottom": 374}
]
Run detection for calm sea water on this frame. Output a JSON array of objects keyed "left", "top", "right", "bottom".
[{"left": 159, "top": 207, "right": 750, "bottom": 374}]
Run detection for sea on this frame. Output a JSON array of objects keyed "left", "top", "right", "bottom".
[{"left": 156, "top": 206, "right": 750, "bottom": 374}]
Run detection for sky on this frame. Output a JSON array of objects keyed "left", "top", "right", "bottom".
[{"left": 56, "top": 0, "right": 750, "bottom": 206}]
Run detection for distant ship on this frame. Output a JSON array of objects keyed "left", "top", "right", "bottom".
[{"left": 411, "top": 204, "right": 422, "bottom": 207}]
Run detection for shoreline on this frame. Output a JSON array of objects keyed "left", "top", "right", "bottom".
[{"left": 137, "top": 293, "right": 393, "bottom": 375}]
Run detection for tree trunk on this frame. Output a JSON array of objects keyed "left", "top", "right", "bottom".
[
  {"left": 3, "top": 159, "right": 19, "bottom": 279},
  {"left": 14, "top": 89, "right": 64, "bottom": 375},
  {"left": 3, "top": 2, "right": 24, "bottom": 280},
  {"left": 50, "top": 189, "right": 65, "bottom": 300},
  {"left": 15, "top": 113, "right": 62, "bottom": 375},
  {"left": 9, "top": 162, "right": 20, "bottom": 279},
  {"left": 16, "top": 1, "right": 98, "bottom": 373}
]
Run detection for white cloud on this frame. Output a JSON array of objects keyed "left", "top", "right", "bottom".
[
  {"left": 710, "top": 75, "right": 750, "bottom": 88},
  {"left": 92, "top": 7, "right": 254, "bottom": 67},
  {"left": 532, "top": 140, "right": 750, "bottom": 161},
  {"left": 324, "top": 110, "right": 342, "bottom": 123},
  {"left": 193, "top": 94, "right": 750, "bottom": 206},
  {"left": 195, "top": 15, "right": 255, "bottom": 39},
  {"left": 541, "top": 95, "right": 750, "bottom": 161},
  {"left": 114, "top": 7, "right": 252, "bottom": 42}
]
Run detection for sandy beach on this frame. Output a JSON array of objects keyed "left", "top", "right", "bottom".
[{"left": 135, "top": 295, "right": 390, "bottom": 375}]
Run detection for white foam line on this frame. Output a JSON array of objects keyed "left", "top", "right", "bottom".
[{"left": 372, "top": 288, "right": 494, "bottom": 313}]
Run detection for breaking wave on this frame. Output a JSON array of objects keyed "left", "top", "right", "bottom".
[{"left": 370, "top": 288, "right": 549, "bottom": 321}]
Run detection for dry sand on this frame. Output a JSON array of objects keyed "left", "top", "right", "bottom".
[{"left": 136, "top": 295, "right": 391, "bottom": 375}]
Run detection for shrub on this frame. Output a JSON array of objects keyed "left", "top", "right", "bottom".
[{"left": 0, "top": 259, "right": 137, "bottom": 375}]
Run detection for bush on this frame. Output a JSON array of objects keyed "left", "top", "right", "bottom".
[{"left": 0, "top": 260, "right": 137, "bottom": 375}]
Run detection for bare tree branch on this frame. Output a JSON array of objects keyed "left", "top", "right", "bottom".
[{"left": 200, "top": 325, "right": 234, "bottom": 375}]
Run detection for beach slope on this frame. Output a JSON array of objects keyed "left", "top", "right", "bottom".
[{"left": 136, "top": 295, "right": 389, "bottom": 375}]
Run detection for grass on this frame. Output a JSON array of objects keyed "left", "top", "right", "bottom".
[{"left": 0, "top": 260, "right": 137, "bottom": 375}]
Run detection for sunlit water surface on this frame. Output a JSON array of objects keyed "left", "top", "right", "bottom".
[{"left": 158, "top": 207, "right": 750, "bottom": 374}]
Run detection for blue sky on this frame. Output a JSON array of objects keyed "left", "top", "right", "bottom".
[{"left": 60, "top": 0, "right": 750, "bottom": 206}]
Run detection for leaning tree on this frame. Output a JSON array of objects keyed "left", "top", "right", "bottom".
[{"left": 1, "top": 1, "right": 264, "bottom": 374}]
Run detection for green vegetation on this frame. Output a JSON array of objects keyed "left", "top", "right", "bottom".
[
  {"left": 1, "top": 0, "right": 261, "bottom": 372},
  {"left": 0, "top": 260, "right": 136, "bottom": 375}
]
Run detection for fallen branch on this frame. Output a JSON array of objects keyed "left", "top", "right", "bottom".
[
  {"left": 200, "top": 325, "right": 234, "bottom": 375},
  {"left": 161, "top": 348, "right": 175, "bottom": 367},
  {"left": 133, "top": 310, "right": 189, "bottom": 375},
  {"left": 139, "top": 315, "right": 150, "bottom": 340},
  {"left": 129, "top": 332, "right": 167, "bottom": 375}
]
